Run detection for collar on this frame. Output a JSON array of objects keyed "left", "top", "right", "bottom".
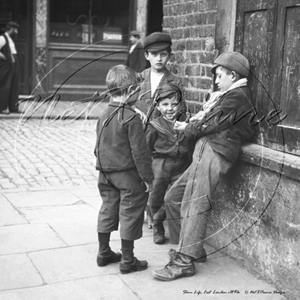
[{"left": 226, "top": 78, "right": 248, "bottom": 93}]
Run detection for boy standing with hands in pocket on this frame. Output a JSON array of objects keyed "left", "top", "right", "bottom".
[{"left": 94, "top": 65, "right": 153, "bottom": 274}]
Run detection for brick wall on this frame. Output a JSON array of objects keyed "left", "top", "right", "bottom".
[
  {"left": 162, "top": 2, "right": 300, "bottom": 299},
  {"left": 162, "top": 0, "right": 218, "bottom": 113}
]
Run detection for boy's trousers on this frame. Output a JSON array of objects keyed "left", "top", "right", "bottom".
[
  {"left": 97, "top": 168, "right": 148, "bottom": 240},
  {"left": 148, "top": 156, "right": 187, "bottom": 216},
  {"left": 165, "top": 138, "right": 232, "bottom": 259}
]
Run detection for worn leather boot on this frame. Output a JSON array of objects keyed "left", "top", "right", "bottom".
[
  {"left": 119, "top": 239, "right": 148, "bottom": 274},
  {"left": 153, "top": 222, "right": 165, "bottom": 244},
  {"left": 152, "top": 249, "right": 195, "bottom": 281},
  {"left": 97, "top": 250, "right": 122, "bottom": 267},
  {"left": 97, "top": 232, "right": 122, "bottom": 267},
  {"left": 119, "top": 257, "right": 148, "bottom": 274}
]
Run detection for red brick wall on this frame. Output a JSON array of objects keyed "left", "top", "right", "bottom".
[{"left": 163, "top": 0, "right": 218, "bottom": 113}]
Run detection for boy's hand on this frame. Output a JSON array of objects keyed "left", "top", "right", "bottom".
[
  {"left": 134, "top": 107, "right": 148, "bottom": 124},
  {"left": 174, "top": 121, "right": 188, "bottom": 131},
  {"left": 190, "top": 111, "right": 205, "bottom": 122},
  {"left": 144, "top": 181, "right": 153, "bottom": 193}
]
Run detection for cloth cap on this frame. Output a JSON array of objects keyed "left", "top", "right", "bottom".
[
  {"left": 156, "top": 83, "right": 181, "bottom": 102},
  {"left": 130, "top": 30, "right": 140, "bottom": 37},
  {"left": 211, "top": 52, "right": 250, "bottom": 77},
  {"left": 6, "top": 21, "right": 20, "bottom": 29},
  {"left": 144, "top": 32, "right": 172, "bottom": 52}
]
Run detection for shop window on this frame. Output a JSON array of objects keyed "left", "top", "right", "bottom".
[
  {"left": 235, "top": 0, "right": 300, "bottom": 156},
  {"left": 49, "top": 0, "right": 130, "bottom": 45}
]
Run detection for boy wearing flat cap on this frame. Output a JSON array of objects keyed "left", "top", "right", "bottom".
[
  {"left": 0, "top": 21, "right": 20, "bottom": 114},
  {"left": 146, "top": 83, "right": 191, "bottom": 245},
  {"left": 133, "top": 31, "right": 187, "bottom": 229},
  {"left": 134, "top": 31, "right": 186, "bottom": 123},
  {"left": 153, "top": 52, "right": 255, "bottom": 281}
]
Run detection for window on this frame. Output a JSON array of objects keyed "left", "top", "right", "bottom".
[
  {"left": 49, "top": 0, "right": 131, "bottom": 45},
  {"left": 235, "top": 0, "right": 300, "bottom": 156}
]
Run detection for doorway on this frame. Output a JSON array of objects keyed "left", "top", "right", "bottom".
[
  {"left": 147, "top": 0, "right": 163, "bottom": 35},
  {"left": 0, "top": 0, "right": 33, "bottom": 95}
]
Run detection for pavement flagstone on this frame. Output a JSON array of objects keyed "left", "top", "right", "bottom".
[{"left": 0, "top": 112, "right": 288, "bottom": 299}]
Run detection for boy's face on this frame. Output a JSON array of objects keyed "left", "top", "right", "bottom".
[
  {"left": 156, "top": 95, "right": 180, "bottom": 121},
  {"left": 145, "top": 49, "right": 170, "bottom": 71},
  {"left": 215, "top": 66, "right": 234, "bottom": 92}
]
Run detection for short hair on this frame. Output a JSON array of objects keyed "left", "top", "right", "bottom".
[{"left": 106, "top": 65, "right": 139, "bottom": 97}]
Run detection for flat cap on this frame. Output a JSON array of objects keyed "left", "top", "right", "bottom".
[
  {"left": 144, "top": 32, "right": 172, "bottom": 52},
  {"left": 211, "top": 52, "right": 250, "bottom": 77},
  {"left": 130, "top": 30, "right": 141, "bottom": 37},
  {"left": 156, "top": 83, "right": 181, "bottom": 102},
  {"left": 6, "top": 21, "right": 20, "bottom": 29}
]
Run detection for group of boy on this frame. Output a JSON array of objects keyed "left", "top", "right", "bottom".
[{"left": 94, "top": 31, "right": 254, "bottom": 280}]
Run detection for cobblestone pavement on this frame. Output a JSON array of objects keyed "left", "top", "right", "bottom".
[
  {"left": 0, "top": 118, "right": 288, "bottom": 300},
  {"left": 0, "top": 118, "right": 98, "bottom": 190}
]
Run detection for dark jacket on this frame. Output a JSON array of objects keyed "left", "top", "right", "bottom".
[
  {"left": 94, "top": 101, "right": 154, "bottom": 183},
  {"left": 146, "top": 115, "right": 189, "bottom": 159},
  {"left": 135, "top": 68, "right": 185, "bottom": 120},
  {"left": 184, "top": 86, "right": 255, "bottom": 163},
  {"left": 125, "top": 40, "right": 147, "bottom": 73}
]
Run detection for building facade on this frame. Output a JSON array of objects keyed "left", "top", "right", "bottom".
[
  {"left": 0, "top": 0, "right": 162, "bottom": 100},
  {"left": 163, "top": 1, "right": 300, "bottom": 299}
]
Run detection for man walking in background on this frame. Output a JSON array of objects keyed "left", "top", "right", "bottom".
[
  {"left": 0, "top": 21, "right": 21, "bottom": 114},
  {"left": 125, "top": 30, "right": 147, "bottom": 73}
]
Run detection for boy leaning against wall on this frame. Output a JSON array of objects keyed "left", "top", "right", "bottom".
[{"left": 153, "top": 52, "right": 255, "bottom": 281}]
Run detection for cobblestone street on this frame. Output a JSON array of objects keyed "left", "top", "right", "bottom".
[
  {"left": 0, "top": 118, "right": 98, "bottom": 190},
  {"left": 0, "top": 114, "right": 287, "bottom": 300}
]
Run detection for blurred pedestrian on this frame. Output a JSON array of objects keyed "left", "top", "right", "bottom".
[
  {"left": 125, "top": 30, "right": 147, "bottom": 73},
  {"left": 0, "top": 21, "right": 21, "bottom": 114}
]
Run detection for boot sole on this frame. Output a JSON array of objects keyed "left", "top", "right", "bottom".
[
  {"left": 193, "top": 257, "right": 206, "bottom": 263},
  {"left": 153, "top": 271, "right": 195, "bottom": 281},
  {"left": 97, "top": 255, "right": 122, "bottom": 267},
  {"left": 154, "top": 240, "right": 165, "bottom": 245},
  {"left": 120, "top": 265, "right": 148, "bottom": 274}
]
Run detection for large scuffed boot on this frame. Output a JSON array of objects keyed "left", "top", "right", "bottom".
[
  {"left": 119, "top": 239, "right": 148, "bottom": 274},
  {"left": 97, "top": 232, "right": 122, "bottom": 267},
  {"left": 152, "top": 249, "right": 195, "bottom": 281},
  {"left": 153, "top": 222, "right": 165, "bottom": 244}
]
